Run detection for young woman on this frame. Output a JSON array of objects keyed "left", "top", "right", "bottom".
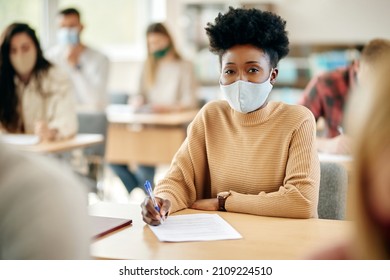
[
  {"left": 0, "top": 23, "right": 77, "bottom": 141},
  {"left": 142, "top": 7, "right": 320, "bottom": 225},
  {"left": 134, "top": 22, "right": 198, "bottom": 113},
  {"left": 110, "top": 22, "right": 199, "bottom": 195}
]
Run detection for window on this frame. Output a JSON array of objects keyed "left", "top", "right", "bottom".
[
  {"left": 57, "top": 0, "right": 165, "bottom": 61},
  {"left": 0, "top": 0, "right": 167, "bottom": 62}
]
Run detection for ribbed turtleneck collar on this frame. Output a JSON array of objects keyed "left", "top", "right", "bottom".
[{"left": 229, "top": 101, "right": 283, "bottom": 126}]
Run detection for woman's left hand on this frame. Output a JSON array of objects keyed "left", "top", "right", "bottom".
[
  {"left": 35, "top": 121, "right": 58, "bottom": 142},
  {"left": 190, "top": 198, "right": 219, "bottom": 211}
]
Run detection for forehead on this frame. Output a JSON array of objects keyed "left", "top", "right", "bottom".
[
  {"left": 10, "top": 32, "right": 34, "bottom": 47},
  {"left": 58, "top": 13, "right": 80, "bottom": 26},
  {"left": 147, "top": 32, "right": 169, "bottom": 43},
  {"left": 221, "top": 44, "right": 270, "bottom": 65}
]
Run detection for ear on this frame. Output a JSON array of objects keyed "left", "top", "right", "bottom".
[
  {"left": 270, "top": 68, "right": 278, "bottom": 85},
  {"left": 79, "top": 24, "right": 84, "bottom": 33},
  {"left": 352, "top": 59, "right": 360, "bottom": 73}
]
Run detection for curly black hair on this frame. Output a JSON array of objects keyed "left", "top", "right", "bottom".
[{"left": 205, "top": 7, "right": 289, "bottom": 67}]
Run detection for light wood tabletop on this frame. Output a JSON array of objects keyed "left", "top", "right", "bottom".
[
  {"left": 106, "top": 104, "right": 199, "bottom": 125},
  {"left": 4, "top": 133, "right": 104, "bottom": 154},
  {"left": 89, "top": 202, "right": 352, "bottom": 260}
]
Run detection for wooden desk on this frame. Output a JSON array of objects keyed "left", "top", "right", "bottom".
[
  {"left": 105, "top": 105, "right": 198, "bottom": 165},
  {"left": 89, "top": 202, "right": 352, "bottom": 260},
  {"left": 5, "top": 134, "right": 104, "bottom": 154}
]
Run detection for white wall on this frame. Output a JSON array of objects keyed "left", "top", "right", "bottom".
[
  {"left": 277, "top": 0, "right": 390, "bottom": 44},
  {"left": 108, "top": 0, "right": 390, "bottom": 94},
  {"left": 107, "top": 60, "right": 143, "bottom": 96}
]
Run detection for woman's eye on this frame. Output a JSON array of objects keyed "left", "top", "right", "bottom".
[
  {"left": 224, "top": 69, "right": 234, "bottom": 75},
  {"left": 248, "top": 68, "right": 259, "bottom": 73}
]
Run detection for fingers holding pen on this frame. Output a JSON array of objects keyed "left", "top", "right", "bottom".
[
  {"left": 141, "top": 197, "right": 171, "bottom": 226},
  {"left": 159, "top": 198, "right": 171, "bottom": 221}
]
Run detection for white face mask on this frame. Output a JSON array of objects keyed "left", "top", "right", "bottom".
[
  {"left": 10, "top": 49, "right": 37, "bottom": 77},
  {"left": 220, "top": 72, "right": 273, "bottom": 114},
  {"left": 57, "top": 27, "right": 79, "bottom": 45}
]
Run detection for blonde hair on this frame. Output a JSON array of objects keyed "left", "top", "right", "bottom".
[
  {"left": 360, "top": 38, "right": 390, "bottom": 66},
  {"left": 143, "top": 22, "right": 181, "bottom": 90},
  {"left": 346, "top": 52, "right": 390, "bottom": 259}
]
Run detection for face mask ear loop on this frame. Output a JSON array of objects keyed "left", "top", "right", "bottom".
[{"left": 268, "top": 68, "right": 274, "bottom": 82}]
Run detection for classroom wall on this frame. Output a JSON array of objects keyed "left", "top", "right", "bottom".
[
  {"left": 107, "top": 0, "right": 390, "bottom": 95},
  {"left": 108, "top": 60, "right": 143, "bottom": 96},
  {"left": 277, "top": 0, "right": 390, "bottom": 44}
]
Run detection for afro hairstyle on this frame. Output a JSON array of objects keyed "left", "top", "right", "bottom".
[{"left": 205, "top": 7, "right": 289, "bottom": 67}]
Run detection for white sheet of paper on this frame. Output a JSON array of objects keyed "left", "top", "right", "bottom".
[
  {"left": 148, "top": 214, "right": 242, "bottom": 242},
  {"left": 0, "top": 134, "right": 39, "bottom": 145},
  {"left": 318, "top": 152, "right": 353, "bottom": 163}
]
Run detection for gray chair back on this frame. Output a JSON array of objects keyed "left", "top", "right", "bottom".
[
  {"left": 108, "top": 92, "right": 129, "bottom": 105},
  {"left": 318, "top": 161, "right": 348, "bottom": 220},
  {"left": 77, "top": 111, "right": 107, "bottom": 157}
]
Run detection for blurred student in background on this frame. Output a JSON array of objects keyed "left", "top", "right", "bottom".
[
  {"left": 308, "top": 55, "right": 390, "bottom": 259},
  {"left": 300, "top": 38, "right": 390, "bottom": 154},
  {"left": 46, "top": 7, "right": 109, "bottom": 111},
  {"left": 0, "top": 141, "right": 90, "bottom": 259},
  {"left": 110, "top": 22, "right": 199, "bottom": 196},
  {"left": 0, "top": 23, "right": 77, "bottom": 141},
  {"left": 131, "top": 22, "right": 198, "bottom": 112}
]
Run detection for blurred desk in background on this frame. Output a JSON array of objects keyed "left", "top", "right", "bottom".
[
  {"left": 318, "top": 152, "right": 353, "bottom": 173},
  {"left": 1, "top": 133, "right": 104, "bottom": 154},
  {"left": 105, "top": 105, "right": 198, "bottom": 165}
]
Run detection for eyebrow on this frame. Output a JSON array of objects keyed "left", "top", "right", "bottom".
[
  {"left": 245, "top": 61, "right": 261, "bottom": 64},
  {"left": 224, "top": 61, "right": 261, "bottom": 65}
]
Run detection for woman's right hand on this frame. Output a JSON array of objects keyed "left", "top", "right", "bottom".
[{"left": 141, "top": 196, "right": 171, "bottom": 226}]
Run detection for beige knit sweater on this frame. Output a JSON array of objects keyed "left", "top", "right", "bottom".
[{"left": 155, "top": 100, "right": 320, "bottom": 218}]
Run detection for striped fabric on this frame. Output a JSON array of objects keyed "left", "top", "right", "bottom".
[{"left": 155, "top": 100, "right": 320, "bottom": 218}]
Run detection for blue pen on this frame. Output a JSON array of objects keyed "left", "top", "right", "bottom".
[{"left": 144, "top": 180, "right": 161, "bottom": 212}]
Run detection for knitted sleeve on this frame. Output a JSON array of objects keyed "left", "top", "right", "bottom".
[{"left": 154, "top": 108, "right": 209, "bottom": 213}]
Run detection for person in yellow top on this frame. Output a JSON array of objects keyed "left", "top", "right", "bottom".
[{"left": 142, "top": 7, "right": 320, "bottom": 225}]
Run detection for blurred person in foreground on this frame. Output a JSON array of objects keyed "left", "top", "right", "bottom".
[
  {"left": 300, "top": 38, "right": 390, "bottom": 154},
  {"left": 0, "top": 141, "right": 89, "bottom": 259},
  {"left": 307, "top": 53, "right": 390, "bottom": 259},
  {"left": 46, "top": 7, "right": 109, "bottom": 111},
  {"left": 110, "top": 22, "right": 199, "bottom": 196},
  {"left": 0, "top": 23, "right": 77, "bottom": 141},
  {"left": 142, "top": 7, "right": 320, "bottom": 225}
]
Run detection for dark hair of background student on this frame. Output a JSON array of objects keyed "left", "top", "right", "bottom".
[{"left": 58, "top": 7, "right": 81, "bottom": 19}]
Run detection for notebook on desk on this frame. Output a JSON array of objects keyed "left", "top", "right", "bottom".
[{"left": 90, "top": 215, "right": 132, "bottom": 239}]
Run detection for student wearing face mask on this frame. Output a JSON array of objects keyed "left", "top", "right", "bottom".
[
  {"left": 300, "top": 39, "right": 390, "bottom": 155},
  {"left": 45, "top": 7, "right": 109, "bottom": 111},
  {"left": 110, "top": 22, "right": 199, "bottom": 196},
  {"left": 130, "top": 22, "right": 199, "bottom": 113},
  {"left": 0, "top": 23, "right": 77, "bottom": 141},
  {"left": 141, "top": 7, "right": 320, "bottom": 225}
]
